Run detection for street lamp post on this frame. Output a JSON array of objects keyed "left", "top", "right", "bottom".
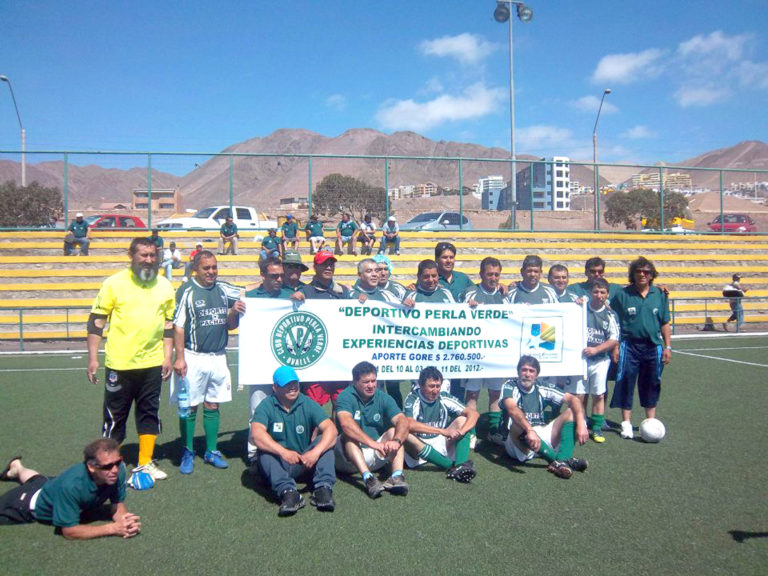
[
  {"left": 0, "top": 75, "right": 26, "bottom": 188},
  {"left": 494, "top": 1, "right": 532, "bottom": 231},
  {"left": 592, "top": 88, "right": 611, "bottom": 229}
]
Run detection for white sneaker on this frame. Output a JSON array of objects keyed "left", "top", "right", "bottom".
[
  {"left": 620, "top": 421, "right": 634, "bottom": 439},
  {"left": 138, "top": 461, "right": 168, "bottom": 480}
]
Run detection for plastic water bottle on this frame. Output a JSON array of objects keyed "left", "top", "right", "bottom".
[{"left": 177, "top": 376, "right": 191, "bottom": 418}]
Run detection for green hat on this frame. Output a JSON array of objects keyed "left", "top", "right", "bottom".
[{"left": 283, "top": 251, "right": 308, "bottom": 271}]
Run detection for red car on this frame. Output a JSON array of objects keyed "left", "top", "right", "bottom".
[
  {"left": 707, "top": 213, "right": 757, "bottom": 233},
  {"left": 85, "top": 214, "right": 147, "bottom": 230}
]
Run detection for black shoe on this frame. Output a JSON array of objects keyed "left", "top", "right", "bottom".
[
  {"left": 365, "top": 475, "right": 385, "bottom": 499},
  {"left": 564, "top": 457, "right": 588, "bottom": 472},
  {"left": 278, "top": 489, "right": 305, "bottom": 516},
  {"left": 310, "top": 486, "right": 335, "bottom": 512},
  {"left": 0, "top": 455, "right": 21, "bottom": 481},
  {"left": 547, "top": 460, "right": 573, "bottom": 479},
  {"left": 446, "top": 460, "right": 477, "bottom": 483}
]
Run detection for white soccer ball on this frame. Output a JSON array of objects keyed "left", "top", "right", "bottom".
[{"left": 639, "top": 418, "right": 666, "bottom": 443}]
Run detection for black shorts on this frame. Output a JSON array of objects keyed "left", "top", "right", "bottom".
[
  {"left": 102, "top": 365, "right": 163, "bottom": 442},
  {"left": 0, "top": 474, "right": 48, "bottom": 525}
]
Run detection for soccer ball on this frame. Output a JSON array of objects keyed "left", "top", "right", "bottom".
[{"left": 639, "top": 418, "right": 666, "bottom": 443}]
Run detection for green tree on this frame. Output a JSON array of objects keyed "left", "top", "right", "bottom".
[
  {"left": 604, "top": 188, "right": 689, "bottom": 230},
  {"left": 313, "top": 173, "right": 386, "bottom": 221},
  {"left": 0, "top": 181, "right": 63, "bottom": 227}
]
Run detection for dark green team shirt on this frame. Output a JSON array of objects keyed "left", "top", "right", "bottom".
[
  {"left": 570, "top": 280, "right": 621, "bottom": 300},
  {"left": 220, "top": 222, "right": 238, "bottom": 237},
  {"left": 67, "top": 220, "right": 89, "bottom": 238},
  {"left": 262, "top": 234, "right": 281, "bottom": 252},
  {"left": 440, "top": 270, "right": 475, "bottom": 301},
  {"left": 461, "top": 284, "right": 505, "bottom": 304},
  {"left": 336, "top": 386, "right": 402, "bottom": 440},
  {"left": 404, "top": 390, "right": 466, "bottom": 439},
  {"left": 347, "top": 281, "right": 400, "bottom": 303},
  {"left": 610, "top": 284, "right": 670, "bottom": 345},
  {"left": 499, "top": 379, "right": 564, "bottom": 426},
  {"left": 34, "top": 462, "right": 126, "bottom": 527},
  {"left": 337, "top": 220, "right": 358, "bottom": 237},
  {"left": 252, "top": 393, "right": 330, "bottom": 453},
  {"left": 304, "top": 220, "right": 324, "bottom": 237},
  {"left": 551, "top": 286, "right": 580, "bottom": 303},
  {"left": 281, "top": 220, "right": 299, "bottom": 239},
  {"left": 506, "top": 282, "right": 559, "bottom": 304},
  {"left": 245, "top": 284, "right": 294, "bottom": 299},
  {"left": 403, "top": 285, "right": 455, "bottom": 303},
  {"left": 173, "top": 279, "right": 241, "bottom": 353}
]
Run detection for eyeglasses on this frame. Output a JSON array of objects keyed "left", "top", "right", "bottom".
[
  {"left": 265, "top": 273, "right": 283, "bottom": 279},
  {"left": 635, "top": 269, "right": 653, "bottom": 275},
  {"left": 93, "top": 458, "right": 122, "bottom": 471}
]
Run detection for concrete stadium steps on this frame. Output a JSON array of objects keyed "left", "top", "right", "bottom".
[{"left": 1, "top": 229, "right": 766, "bottom": 339}]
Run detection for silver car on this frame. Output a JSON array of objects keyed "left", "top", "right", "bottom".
[{"left": 399, "top": 211, "right": 473, "bottom": 231}]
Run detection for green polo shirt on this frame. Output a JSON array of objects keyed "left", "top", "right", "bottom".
[
  {"left": 68, "top": 220, "right": 89, "bottom": 238},
  {"left": 336, "top": 386, "right": 402, "bottom": 440},
  {"left": 440, "top": 270, "right": 474, "bottom": 301},
  {"left": 304, "top": 220, "right": 324, "bottom": 237},
  {"left": 261, "top": 235, "right": 281, "bottom": 252},
  {"left": 252, "top": 393, "right": 329, "bottom": 453},
  {"left": 570, "top": 280, "right": 621, "bottom": 300},
  {"left": 337, "top": 219, "right": 357, "bottom": 237},
  {"left": 245, "top": 285, "right": 294, "bottom": 299},
  {"left": 34, "top": 462, "right": 126, "bottom": 528},
  {"left": 220, "top": 222, "right": 238, "bottom": 237},
  {"left": 610, "top": 284, "right": 670, "bottom": 345},
  {"left": 281, "top": 220, "right": 299, "bottom": 239}
]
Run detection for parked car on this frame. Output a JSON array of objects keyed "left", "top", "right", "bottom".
[
  {"left": 156, "top": 205, "right": 278, "bottom": 231},
  {"left": 85, "top": 214, "right": 147, "bottom": 229},
  {"left": 399, "top": 211, "right": 473, "bottom": 231},
  {"left": 707, "top": 213, "right": 757, "bottom": 233}
]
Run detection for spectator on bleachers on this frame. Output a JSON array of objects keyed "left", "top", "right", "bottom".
[
  {"left": 149, "top": 229, "right": 163, "bottom": 251},
  {"left": 280, "top": 214, "right": 299, "bottom": 252},
  {"left": 64, "top": 213, "right": 90, "bottom": 256},
  {"left": 378, "top": 216, "right": 401, "bottom": 256},
  {"left": 218, "top": 216, "right": 239, "bottom": 255},
  {"left": 162, "top": 242, "right": 184, "bottom": 280},
  {"left": 183, "top": 243, "right": 203, "bottom": 281},
  {"left": 722, "top": 273, "right": 747, "bottom": 331},
  {"left": 260, "top": 228, "right": 282, "bottom": 261},
  {"left": 358, "top": 214, "right": 377, "bottom": 255}
]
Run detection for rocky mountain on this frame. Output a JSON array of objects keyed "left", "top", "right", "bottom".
[{"left": 0, "top": 131, "right": 765, "bottom": 210}]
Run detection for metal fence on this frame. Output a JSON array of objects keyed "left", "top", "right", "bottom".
[{"left": 0, "top": 149, "right": 766, "bottom": 233}]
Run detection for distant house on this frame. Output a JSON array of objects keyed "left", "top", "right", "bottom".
[{"left": 132, "top": 188, "right": 182, "bottom": 213}]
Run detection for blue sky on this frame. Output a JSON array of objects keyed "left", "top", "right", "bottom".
[{"left": 1, "top": 0, "right": 766, "bottom": 171}]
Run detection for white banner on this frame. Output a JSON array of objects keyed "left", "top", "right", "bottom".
[{"left": 238, "top": 299, "right": 587, "bottom": 386}]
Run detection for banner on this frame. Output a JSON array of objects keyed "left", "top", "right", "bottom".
[{"left": 238, "top": 299, "right": 587, "bottom": 386}]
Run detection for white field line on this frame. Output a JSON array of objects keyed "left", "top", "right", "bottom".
[{"left": 673, "top": 349, "right": 768, "bottom": 368}]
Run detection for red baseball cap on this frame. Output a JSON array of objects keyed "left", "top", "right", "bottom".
[{"left": 314, "top": 251, "right": 337, "bottom": 265}]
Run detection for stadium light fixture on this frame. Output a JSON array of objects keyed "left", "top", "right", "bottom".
[
  {"left": 0, "top": 75, "right": 26, "bottom": 188},
  {"left": 592, "top": 88, "right": 612, "bottom": 228},
  {"left": 493, "top": 1, "right": 533, "bottom": 230}
]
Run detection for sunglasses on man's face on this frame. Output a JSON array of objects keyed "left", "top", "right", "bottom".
[{"left": 93, "top": 458, "right": 122, "bottom": 471}]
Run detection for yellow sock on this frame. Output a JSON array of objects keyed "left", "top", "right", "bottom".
[{"left": 138, "top": 434, "right": 157, "bottom": 466}]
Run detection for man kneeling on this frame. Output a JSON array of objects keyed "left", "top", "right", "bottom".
[
  {"left": 250, "top": 366, "right": 338, "bottom": 516},
  {"left": 335, "top": 361, "right": 410, "bottom": 498},
  {"left": 404, "top": 367, "right": 479, "bottom": 483},
  {"left": 500, "top": 356, "right": 589, "bottom": 479}
]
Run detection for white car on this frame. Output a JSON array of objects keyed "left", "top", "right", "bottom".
[{"left": 156, "top": 205, "right": 277, "bottom": 231}]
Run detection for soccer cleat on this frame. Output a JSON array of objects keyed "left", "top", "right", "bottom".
[
  {"left": 180, "top": 448, "right": 195, "bottom": 475},
  {"left": 204, "top": 450, "right": 229, "bottom": 469},
  {"left": 590, "top": 430, "right": 606, "bottom": 443},
  {"left": 620, "top": 421, "right": 634, "bottom": 439},
  {"left": 278, "top": 489, "right": 305, "bottom": 516},
  {"left": 547, "top": 460, "right": 573, "bottom": 479},
  {"left": 310, "top": 486, "right": 335, "bottom": 512},
  {"left": 128, "top": 469, "right": 155, "bottom": 490},
  {"left": 382, "top": 473, "right": 409, "bottom": 495},
  {"left": 447, "top": 460, "right": 476, "bottom": 483},
  {"left": 365, "top": 475, "right": 385, "bottom": 499},
  {"left": 564, "top": 457, "right": 588, "bottom": 472},
  {"left": 138, "top": 461, "right": 168, "bottom": 481}
]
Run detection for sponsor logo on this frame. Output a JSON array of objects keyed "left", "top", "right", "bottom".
[
  {"left": 273, "top": 422, "right": 284, "bottom": 433},
  {"left": 270, "top": 311, "right": 328, "bottom": 369},
  {"left": 520, "top": 317, "right": 563, "bottom": 362},
  {"left": 105, "top": 370, "right": 122, "bottom": 393}
]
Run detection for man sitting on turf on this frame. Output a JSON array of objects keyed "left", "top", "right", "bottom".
[
  {"left": 0, "top": 439, "right": 140, "bottom": 540},
  {"left": 403, "top": 367, "right": 479, "bottom": 483},
  {"left": 251, "top": 366, "right": 338, "bottom": 516},
  {"left": 499, "top": 355, "right": 589, "bottom": 479},
  {"left": 335, "top": 361, "right": 411, "bottom": 498}
]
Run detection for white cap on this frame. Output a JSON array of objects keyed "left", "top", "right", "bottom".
[
  {"left": 388, "top": 216, "right": 396, "bottom": 221},
  {"left": 75, "top": 212, "right": 84, "bottom": 218}
]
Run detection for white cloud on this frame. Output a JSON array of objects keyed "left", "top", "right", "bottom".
[
  {"left": 674, "top": 86, "right": 731, "bottom": 108},
  {"left": 621, "top": 125, "right": 656, "bottom": 139},
  {"left": 570, "top": 95, "right": 618, "bottom": 114},
  {"left": 736, "top": 60, "right": 768, "bottom": 90},
  {"left": 419, "top": 77, "right": 445, "bottom": 95},
  {"left": 677, "top": 30, "right": 749, "bottom": 61},
  {"left": 325, "top": 94, "right": 347, "bottom": 111},
  {"left": 516, "top": 125, "right": 575, "bottom": 151},
  {"left": 375, "top": 83, "right": 505, "bottom": 132},
  {"left": 591, "top": 48, "right": 665, "bottom": 84},
  {"left": 419, "top": 33, "right": 498, "bottom": 66}
]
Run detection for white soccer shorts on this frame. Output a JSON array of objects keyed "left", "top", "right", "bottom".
[
  {"left": 504, "top": 420, "right": 558, "bottom": 462},
  {"left": 334, "top": 433, "right": 391, "bottom": 474},
  {"left": 169, "top": 350, "right": 232, "bottom": 406}
]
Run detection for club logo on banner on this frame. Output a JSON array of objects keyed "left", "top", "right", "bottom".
[
  {"left": 270, "top": 310, "right": 328, "bottom": 368},
  {"left": 520, "top": 317, "right": 563, "bottom": 360}
]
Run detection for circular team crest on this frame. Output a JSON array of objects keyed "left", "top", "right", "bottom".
[
  {"left": 296, "top": 425, "right": 305, "bottom": 435},
  {"left": 271, "top": 311, "right": 328, "bottom": 369}
]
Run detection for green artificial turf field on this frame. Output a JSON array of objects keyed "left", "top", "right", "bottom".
[{"left": 0, "top": 336, "right": 766, "bottom": 576}]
